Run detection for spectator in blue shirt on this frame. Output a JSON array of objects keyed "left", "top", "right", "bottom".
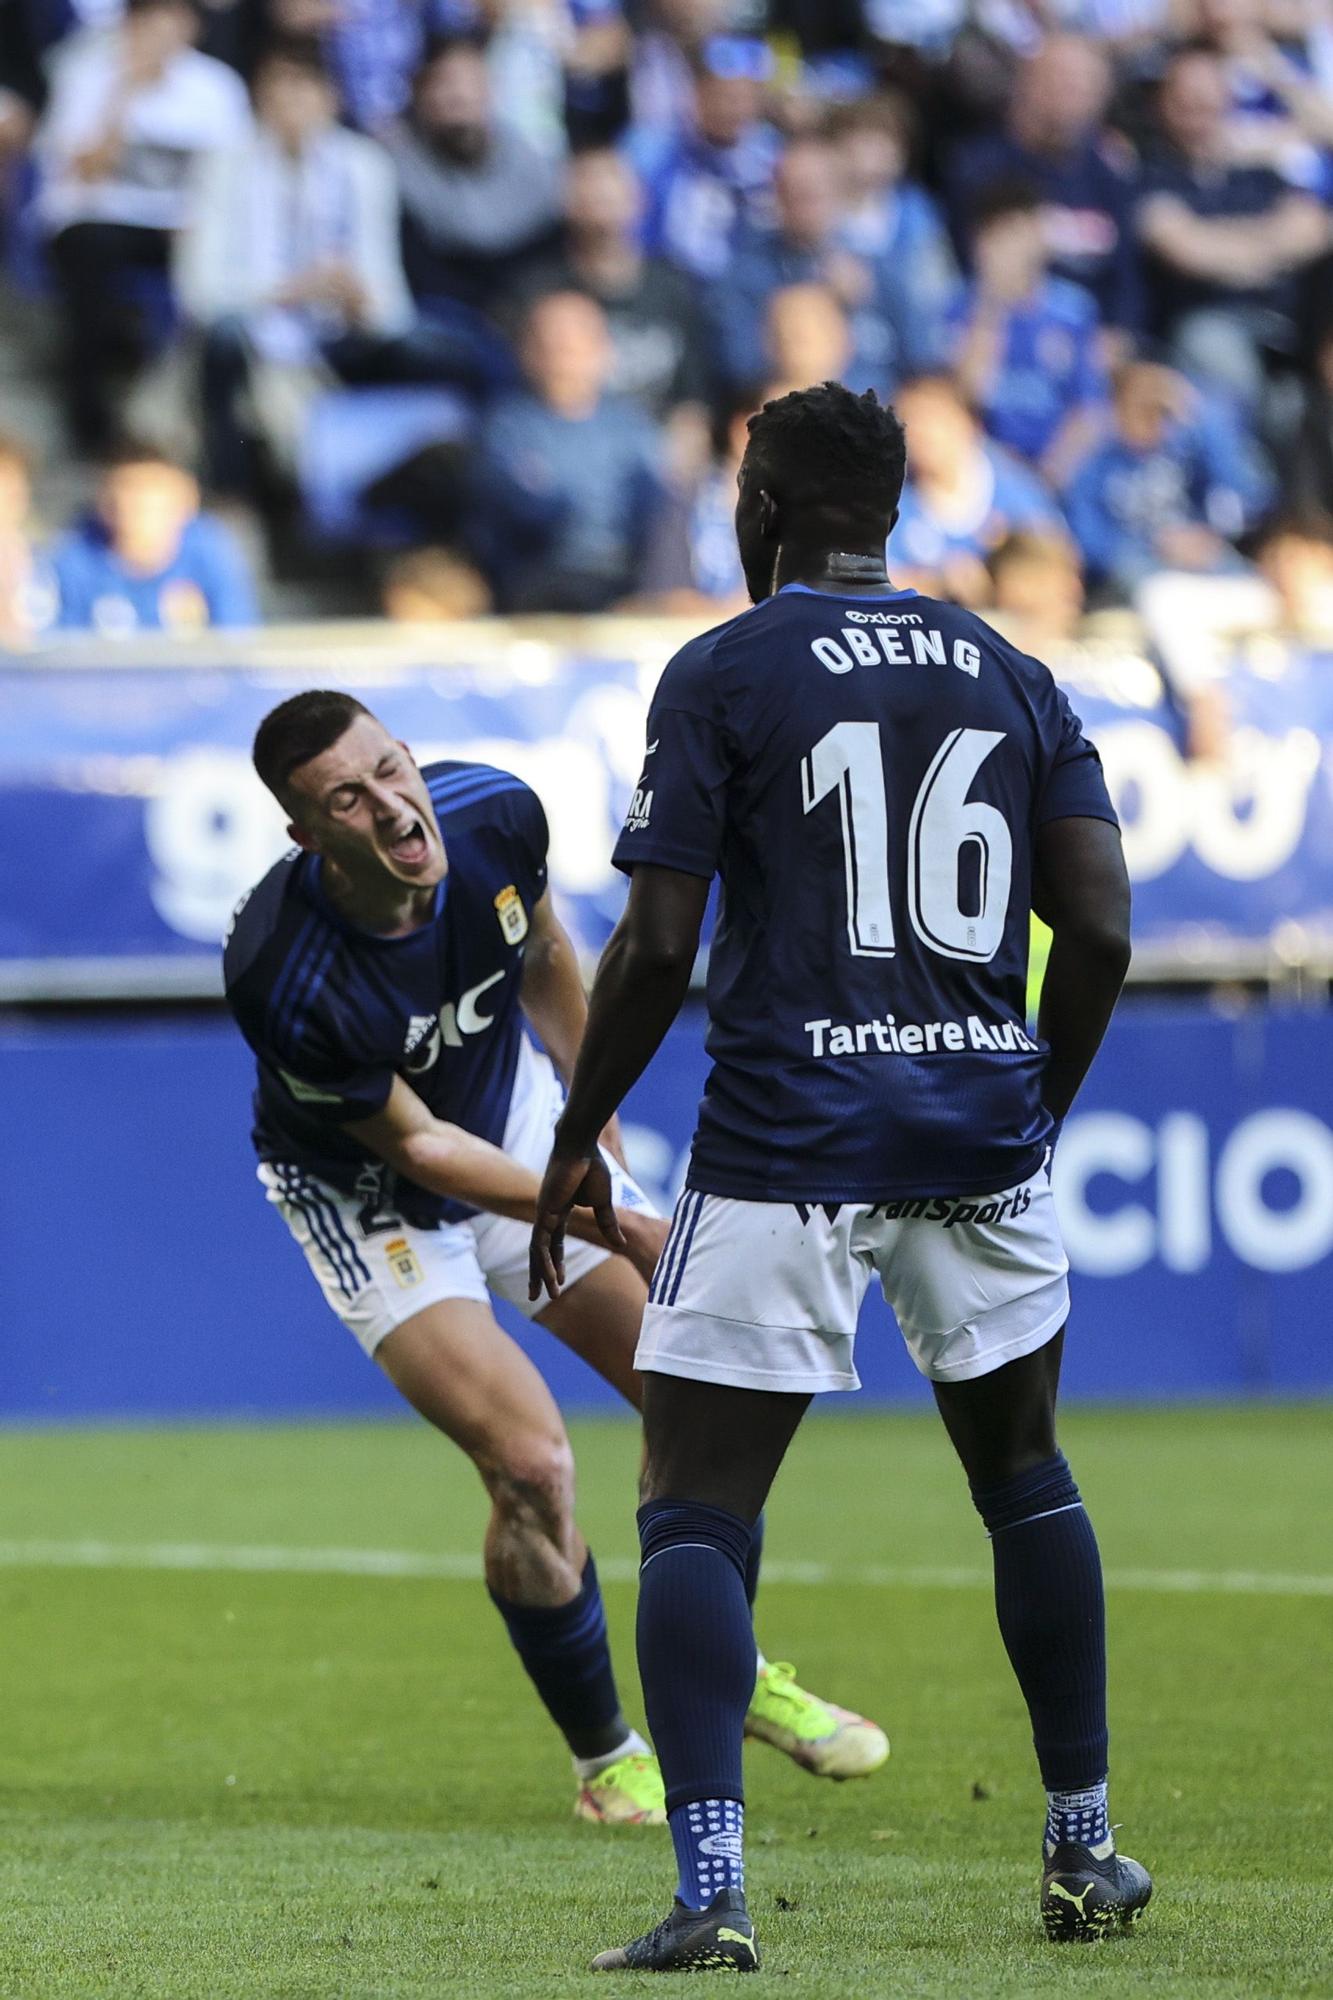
[
  {"left": 891, "top": 373, "right": 1065, "bottom": 606},
  {"left": 829, "top": 93, "right": 957, "bottom": 331},
  {"left": 948, "top": 179, "right": 1110, "bottom": 481},
  {"left": 633, "top": 36, "right": 781, "bottom": 283},
  {"left": 51, "top": 443, "right": 259, "bottom": 632},
  {"left": 945, "top": 35, "right": 1143, "bottom": 339},
  {"left": 709, "top": 136, "right": 943, "bottom": 396},
  {"left": 1063, "top": 360, "right": 1273, "bottom": 598},
  {"left": 1137, "top": 45, "right": 1329, "bottom": 413},
  {"left": 472, "top": 290, "right": 665, "bottom": 611}
]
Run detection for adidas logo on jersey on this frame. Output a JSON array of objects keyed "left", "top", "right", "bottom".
[{"left": 403, "top": 1014, "right": 438, "bottom": 1057}]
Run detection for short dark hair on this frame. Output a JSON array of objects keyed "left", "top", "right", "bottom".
[
  {"left": 970, "top": 175, "right": 1043, "bottom": 234},
  {"left": 254, "top": 34, "right": 330, "bottom": 86},
  {"left": 98, "top": 434, "right": 189, "bottom": 474},
  {"left": 253, "top": 690, "right": 372, "bottom": 803},
  {"left": 745, "top": 382, "right": 907, "bottom": 540},
  {"left": 418, "top": 27, "right": 490, "bottom": 73}
]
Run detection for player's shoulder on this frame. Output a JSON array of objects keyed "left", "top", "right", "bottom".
[
  {"left": 223, "top": 850, "right": 340, "bottom": 1036},
  {"left": 423, "top": 758, "right": 549, "bottom": 850},
  {"left": 225, "top": 849, "right": 305, "bottom": 975},
  {"left": 656, "top": 594, "right": 799, "bottom": 696},
  {"left": 423, "top": 757, "right": 533, "bottom": 818},
  {"left": 913, "top": 593, "right": 1062, "bottom": 701}
]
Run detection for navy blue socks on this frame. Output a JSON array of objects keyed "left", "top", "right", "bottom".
[
  {"left": 488, "top": 1551, "right": 627, "bottom": 1760},
  {"left": 970, "top": 1452, "right": 1110, "bottom": 1807},
  {"left": 637, "top": 1498, "right": 756, "bottom": 1907}
]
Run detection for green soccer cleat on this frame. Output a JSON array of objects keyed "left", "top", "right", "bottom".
[
  {"left": 592, "top": 1888, "right": 760, "bottom": 1971},
  {"left": 575, "top": 1750, "right": 667, "bottom": 1826},
  {"left": 744, "top": 1659, "right": 889, "bottom": 1779},
  {"left": 1041, "top": 1842, "right": 1153, "bottom": 1941}
]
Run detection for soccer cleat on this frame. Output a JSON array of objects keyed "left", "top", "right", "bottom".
[
  {"left": 592, "top": 1887, "right": 760, "bottom": 1971},
  {"left": 575, "top": 1750, "right": 667, "bottom": 1826},
  {"left": 744, "top": 1659, "right": 889, "bottom": 1779},
  {"left": 1041, "top": 1841, "right": 1153, "bottom": 1941}
]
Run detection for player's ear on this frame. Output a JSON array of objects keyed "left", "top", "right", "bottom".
[
  {"left": 287, "top": 820, "right": 316, "bottom": 852},
  {"left": 888, "top": 505, "right": 899, "bottom": 535}
]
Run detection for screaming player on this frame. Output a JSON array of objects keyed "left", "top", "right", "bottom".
[
  {"left": 224, "top": 691, "right": 888, "bottom": 1829},
  {"left": 531, "top": 382, "right": 1150, "bottom": 1965}
]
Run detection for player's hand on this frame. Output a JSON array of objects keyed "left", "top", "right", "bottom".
[
  {"left": 616, "top": 1208, "right": 670, "bottom": 1288},
  {"left": 529, "top": 1149, "right": 626, "bottom": 1302}
]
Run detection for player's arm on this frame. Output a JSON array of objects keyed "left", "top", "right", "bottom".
[
  {"left": 344, "top": 1074, "right": 663, "bottom": 1277},
  {"left": 529, "top": 864, "right": 710, "bottom": 1299},
  {"left": 1031, "top": 816, "right": 1132, "bottom": 1125},
  {"left": 518, "top": 888, "right": 627, "bottom": 1166}
]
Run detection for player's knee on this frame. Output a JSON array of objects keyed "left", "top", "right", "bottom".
[{"left": 485, "top": 1430, "right": 577, "bottom": 1535}]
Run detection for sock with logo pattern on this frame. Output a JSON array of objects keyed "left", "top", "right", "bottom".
[{"left": 636, "top": 1498, "right": 754, "bottom": 1906}]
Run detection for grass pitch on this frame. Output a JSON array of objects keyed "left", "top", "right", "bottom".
[{"left": 0, "top": 1405, "right": 1329, "bottom": 1999}]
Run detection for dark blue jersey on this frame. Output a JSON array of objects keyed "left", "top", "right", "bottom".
[
  {"left": 612, "top": 584, "right": 1117, "bottom": 1201},
  {"left": 224, "top": 762, "right": 548, "bottom": 1227}
]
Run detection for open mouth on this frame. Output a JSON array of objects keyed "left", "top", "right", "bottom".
[{"left": 385, "top": 818, "right": 430, "bottom": 868}]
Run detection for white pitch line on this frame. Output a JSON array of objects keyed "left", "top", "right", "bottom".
[{"left": 0, "top": 1539, "right": 1330, "bottom": 1599}]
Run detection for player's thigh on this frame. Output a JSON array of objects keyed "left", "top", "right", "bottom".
[
  {"left": 377, "top": 1297, "right": 576, "bottom": 1494},
  {"left": 640, "top": 1371, "right": 811, "bottom": 1524},
  {"left": 534, "top": 1254, "right": 647, "bottom": 1410},
  {"left": 632, "top": 1191, "right": 867, "bottom": 1517},
  {"left": 259, "top": 1163, "right": 571, "bottom": 1489},
  {"left": 932, "top": 1330, "right": 1065, "bottom": 1488}
]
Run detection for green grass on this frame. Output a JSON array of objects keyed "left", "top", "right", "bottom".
[{"left": 1, "top": 1406, "right": 1330, "bottom": 1998}]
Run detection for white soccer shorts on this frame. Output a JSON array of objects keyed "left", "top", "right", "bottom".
[
  {"left": 635, "top": 1165, "right": 1070, "bottom": 1393},
  {"left": 260, "top": 1037, "right": 652, "bottom": 1356}
]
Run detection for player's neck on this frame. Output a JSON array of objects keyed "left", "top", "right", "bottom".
[
  {"left": 320, "top": 858, "right": 438, "bottom": 938},
  {"left": 773, "top": 545, "right": 893, "bottom": 594}
]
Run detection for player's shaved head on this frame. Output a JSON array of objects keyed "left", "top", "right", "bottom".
[
  {"left": 735, "top": 381, "right": 906, "bottom": 602},
  {"left": 253, "top": 689, "right": 374, "bottom": 808}
]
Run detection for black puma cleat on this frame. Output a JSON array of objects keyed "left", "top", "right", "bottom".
[
  {"left": 1042, "top": 1842, "right": 1153, "bottom": 1941},
  {"left": 592, "top": 1887, "right": 760, "bottom": 1971}
]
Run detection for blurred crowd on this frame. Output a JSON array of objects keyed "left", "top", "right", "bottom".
[{"left": 4, "top": 0, "right": 1333, "bottom": 694}]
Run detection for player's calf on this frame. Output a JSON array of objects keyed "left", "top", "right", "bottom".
[{"left": 474, "top": 1435, "right": 663, "bottom": 1819}]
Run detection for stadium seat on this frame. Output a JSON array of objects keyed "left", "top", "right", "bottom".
[{"left": 296, "top": 385, "right": 475, "bottom": 546}]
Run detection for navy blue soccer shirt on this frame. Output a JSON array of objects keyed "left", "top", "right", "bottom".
[
  {"left": 612, "top": 584, "right": 1118, "bottom": 1201},
  {"left": 224, "top": 761, "right": 547, "bottom": 1228}
]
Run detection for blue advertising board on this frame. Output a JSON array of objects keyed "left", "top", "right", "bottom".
[
  {"left": 1, "top": 634, "right": 1332, "bottom": 988},
  {"left": 1, "top": 1004, "right": 1328, "bottom": 1423}
]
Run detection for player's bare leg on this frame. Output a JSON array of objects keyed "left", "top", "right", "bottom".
[
  {"left": 536, "top": 1255, "right": 889, "bottom": 1780},
  {"left": 933, "top": 1332, "right": 1152, "bottom": 1939},
  {"left": 376, "top": 1298, "right": 663, "bottom": 1823}
]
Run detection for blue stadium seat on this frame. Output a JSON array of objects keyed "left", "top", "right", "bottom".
[{"left": 297, "top": 384, "right": 475, "bottom": 546}]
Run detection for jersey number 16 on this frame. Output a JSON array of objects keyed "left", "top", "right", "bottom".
[{"left": 801, "top": 722, "right": 1012, "bottom": 965}]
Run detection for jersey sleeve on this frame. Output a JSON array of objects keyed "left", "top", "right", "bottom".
[
  {"left": 489, "top": 776, "right": 551, "bottom": 906},
  {"left": 612, "top": 631, "right": 734, "bottom": 879},
  {"left": 227, "top": 956, "right": 396, "bottom": 1125},
  {"left": 1038, "top": 682, "right": 1119, "bottom": 828}
]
